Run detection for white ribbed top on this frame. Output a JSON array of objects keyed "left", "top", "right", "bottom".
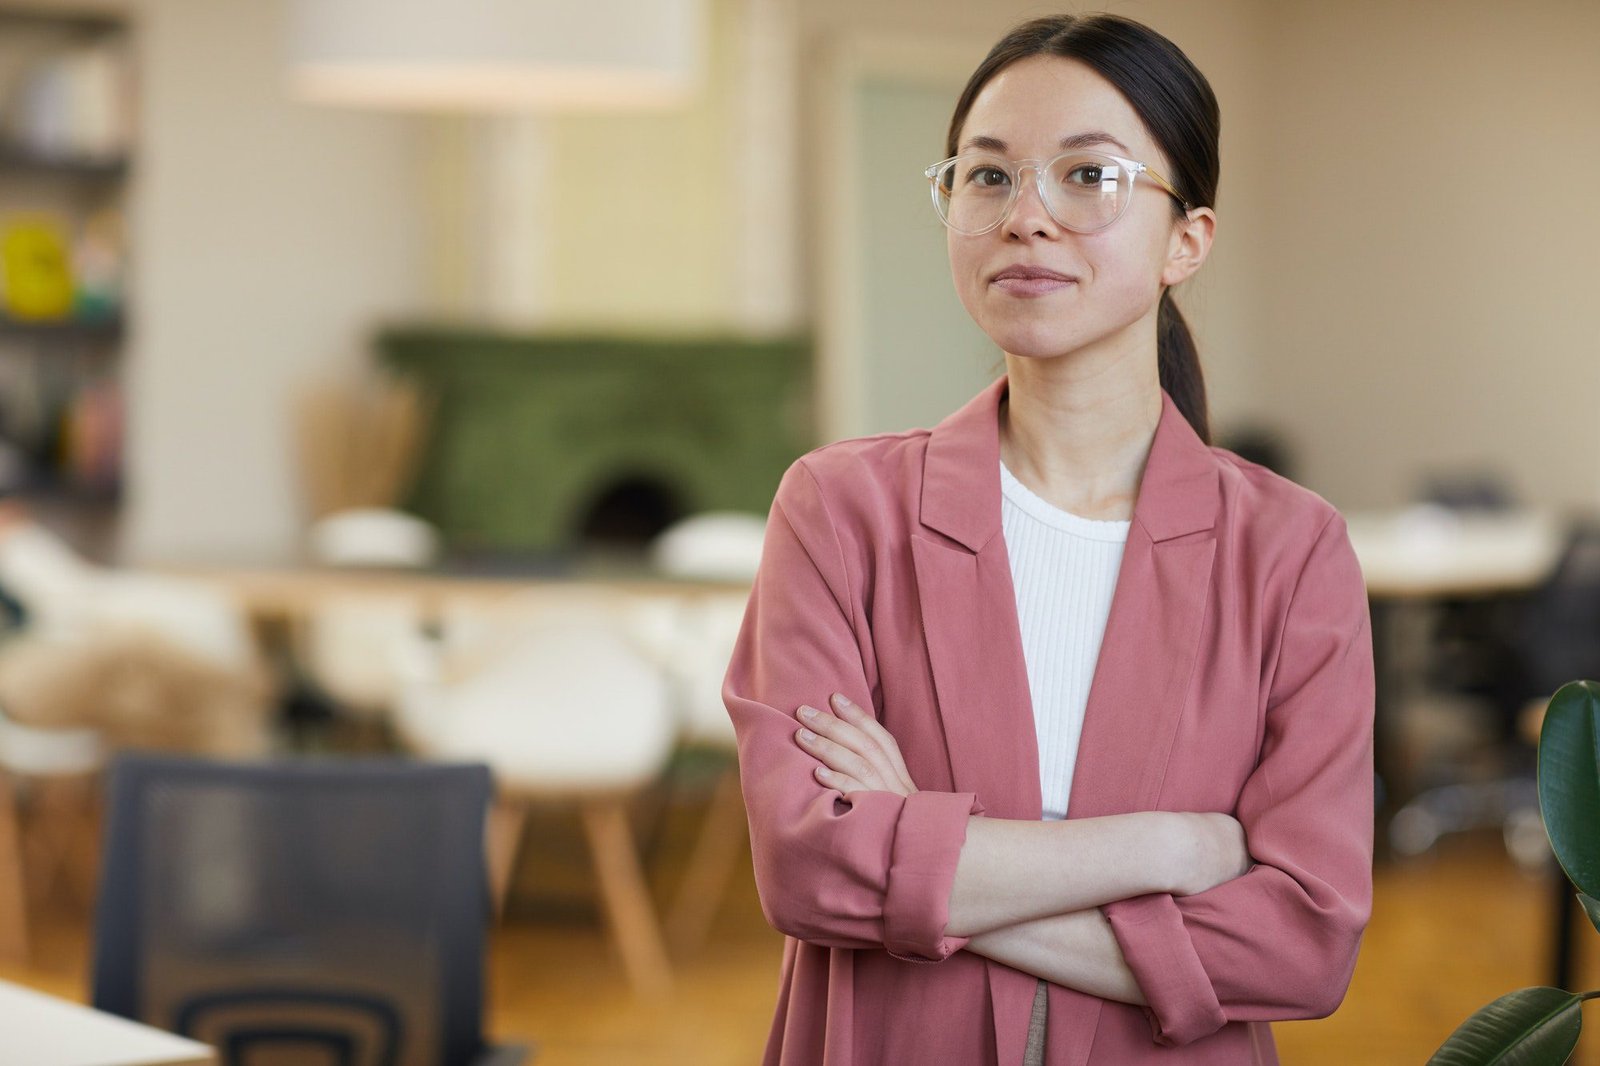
[{"left": 998, "top": 458, "right": 1130, "bottom": 821}]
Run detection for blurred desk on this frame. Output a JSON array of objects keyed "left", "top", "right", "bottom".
[
  {"left": 0, "top": 978, "right": 214, "bottom": 1065},
  {"left": 1345, "top": 507, "right": 1566, "bottom": 860},
  {"left": 1345, "top": 507, "right": 1565, "bottom": 598}
]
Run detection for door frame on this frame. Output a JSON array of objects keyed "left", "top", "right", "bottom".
[{"left": 814, "top": 35, "right": 984, "bottom": 443}]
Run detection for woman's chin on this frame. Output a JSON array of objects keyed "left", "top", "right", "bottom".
[{"left": 985, "top": 326, "right": 1086, "bottom": 361}]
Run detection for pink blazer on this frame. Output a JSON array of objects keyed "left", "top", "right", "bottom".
[{"left": 723, "top": 374, "right": 1374, "bottom": 1065}]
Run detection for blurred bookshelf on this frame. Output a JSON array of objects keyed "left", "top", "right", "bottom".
[
  {"left": 0, "top": 4, "right": 132, "bottom": 561},
  {"left": 0, "top": 138, "right": 127, "bottom": 177}
]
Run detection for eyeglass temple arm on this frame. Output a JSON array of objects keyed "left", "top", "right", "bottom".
[{"left": 1140, "top": 165, "right": 1194, "bottom": 212}]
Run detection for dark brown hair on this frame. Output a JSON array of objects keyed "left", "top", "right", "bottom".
[{"left": 948, "top": 13, "right": 1218, "bottom": 443}]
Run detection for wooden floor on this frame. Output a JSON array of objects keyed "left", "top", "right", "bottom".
[{"left": 3, "top": 790, "right": 1597, "bottom": 1065}]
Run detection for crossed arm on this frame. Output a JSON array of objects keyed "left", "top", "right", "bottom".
[{"left": 793, "top": 691, "right": 1252, "bottom": 1005}]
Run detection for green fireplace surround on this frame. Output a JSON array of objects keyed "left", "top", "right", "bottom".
[{"left": 378, "top": 326, "right": 814, "bottom": 556}]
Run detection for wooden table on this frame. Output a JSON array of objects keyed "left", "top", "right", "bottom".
[
  {"left": 0, "top": 978, "right": 214, "bottom": 1065},
  {"left": 155, "top": 563, "right": 749, "bottom": 629}
]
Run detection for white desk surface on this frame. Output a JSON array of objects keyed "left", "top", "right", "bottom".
[
  {"left": 0, "top": 979, "right": 215, "bottom": 1066},
  {"left": 1344, "top": 506, "right": 1565, "bottom": 599}
]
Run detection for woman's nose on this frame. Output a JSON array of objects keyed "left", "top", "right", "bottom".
[{"left": 1003, "top": 167, "right": 1060, "bottom": 239}]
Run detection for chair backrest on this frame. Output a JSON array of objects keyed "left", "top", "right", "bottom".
[
  {"left": 410, "top": 606, "right": 677, "bottom": 793},
  {"left": 647, "top": 511, "right": 765, "bottom": 583},
  {"left": 675, "top": 593, "right": 749, "bottom": 748},
  {"left": 1517, "top": 517, "right": 1600, "bottom": 693},
  {"left": 91, "top": 572, "right": 258, "bottom": 670},
  {"left": 91, "top": 753, "right": 494, "bottom": 1066},
  {"left": 297, "top": 595, "right": 429, "bottom": 717},
  {"left": 1416, "top": 469, "right": 1519, "bottom": 514}
]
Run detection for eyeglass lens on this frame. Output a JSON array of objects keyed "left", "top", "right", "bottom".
[{"left": 934, "top": 152, "right": 1131, "bottom": 234}]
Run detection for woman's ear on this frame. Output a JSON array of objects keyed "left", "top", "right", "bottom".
[{"left": 1161, "top": 206, "right": 1216, "bottom": 287}]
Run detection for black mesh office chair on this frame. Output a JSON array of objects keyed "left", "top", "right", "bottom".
[
  {"left": 1390, "top": 517, "right": 1600, "bottom": 857},
  {"left": 91, "top": 753, "right": 530, "bottom": 1066}
]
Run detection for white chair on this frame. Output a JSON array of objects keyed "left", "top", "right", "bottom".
[
  {"left": 395, "top": 592, "right": 679, "bottom": 996},
  {"left": 294, "top": 594, "right": 428, "bottom": 733},
  {"left": 647, "top": 511, "right": 765, "bottom": 583},
  {"left": 87, "top": 572, "right": 259, "bottom": 671},
  {"left": 645, "top": 512, "right": 760, "bottom": 951},
  {"left": 659, "top": 592, "right": 752, "bottom": 952}
]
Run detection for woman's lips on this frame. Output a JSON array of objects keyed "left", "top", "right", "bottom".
[
  {"left": 992, "top": 275, "right": 1077, "bottom": 296},
  {"left": 989, "top": 265, "right": 1077, "bottom": 297}
]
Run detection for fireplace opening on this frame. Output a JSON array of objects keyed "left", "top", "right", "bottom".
[{"left": 574, "top": 473, "right": 687, "bottom": 552}]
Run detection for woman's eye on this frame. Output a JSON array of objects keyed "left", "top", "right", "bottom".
[
  {"left": 967, "top": 166, "right": 1010, "bottom": 188},
  {"left": 1063, "top": 164, "right": 1104, "bottom": 187}
]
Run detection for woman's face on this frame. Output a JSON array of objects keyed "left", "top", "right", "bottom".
[{"left": 946, "top": 55, "right": 1210, "bottom": 363}]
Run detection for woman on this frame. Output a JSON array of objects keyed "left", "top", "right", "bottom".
[{"left": 722, "top": 13, "right": 1374, "bottom": 1065}]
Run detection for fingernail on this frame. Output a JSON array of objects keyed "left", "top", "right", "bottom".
[
  {"left": 798, "top": 728, "right": 816, "bottom": 742},
  {"left": 798, "top": 706, "right": 818, "bottom": 720},
  {"left": 831, "top": 693, "right": 848, "bottom": 709},
  {"left": 815, "top": 766, "right": 831, "bottom": 778}
]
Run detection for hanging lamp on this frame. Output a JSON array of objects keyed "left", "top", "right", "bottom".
[{"left": 285, "top": 0, "right": 703, "bottom": 112}]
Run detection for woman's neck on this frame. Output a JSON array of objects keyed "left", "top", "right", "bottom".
[{"left": 998, "top": 349, "right": 1162, "bottom": 522}]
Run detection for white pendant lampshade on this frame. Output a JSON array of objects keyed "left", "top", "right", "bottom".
[{"left": 286, "top": 0, "right": 704, "bottom": 112}]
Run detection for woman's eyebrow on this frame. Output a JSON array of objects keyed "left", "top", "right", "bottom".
[{"left": 959, "top": 130, "right": 1133, "bottom": 155}]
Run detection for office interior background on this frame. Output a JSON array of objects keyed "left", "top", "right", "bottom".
[{"left": 0, "top": 0, "right": 1597, "bottom": 1063}]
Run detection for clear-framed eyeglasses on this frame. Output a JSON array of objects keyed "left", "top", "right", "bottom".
[{"left": 924, "top": 149, "right": 1193, "bottom": 236}]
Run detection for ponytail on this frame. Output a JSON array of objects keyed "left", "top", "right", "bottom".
[{"left": 1157, "top": 289, "right": 1210, "bottom": 445}]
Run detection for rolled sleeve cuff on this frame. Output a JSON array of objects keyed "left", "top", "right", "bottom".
[
  {"left": 881, "top": 789, "right": 984, "bottom": 962},
  {"left": 1103, "top": 892, "right": 1225, "bottom": 1046}
]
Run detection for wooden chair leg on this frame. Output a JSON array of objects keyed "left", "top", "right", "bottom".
[
  {"left": 666, "top": 765, "right": 748, "bottom": 955},
  {"left": 65, "top": 776, "right": 104, "bottom": 912},
  {"left": 23, "top": 777, "right": 85, "bottom": 908},
  {"left": 0, "top": 772, "right": 29, "bottom": 965},
  {"left": 580, "top": 797, "right": 672, "bottom": 997},
  {"left": 485, "top": 800, "right": 527, "bottom": 922}
]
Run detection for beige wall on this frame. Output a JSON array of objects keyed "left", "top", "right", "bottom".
[
  {"left": 537, "top": 0, "right": 739, "bottom": 330},
  {"left": 120, "top": 0, "right": 429, "bottom": 563},
  {"left": 1254, "top": 0, "right": 1600, "bottom": 510}
]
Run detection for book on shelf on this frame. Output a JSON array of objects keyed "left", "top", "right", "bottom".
[{"left": 2, "top": 33, "right": 135, "bottom": 165}]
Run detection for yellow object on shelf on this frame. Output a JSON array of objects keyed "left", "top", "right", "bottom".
[{"left": 0, "top": 214, "right": 75, "bottom": 321}]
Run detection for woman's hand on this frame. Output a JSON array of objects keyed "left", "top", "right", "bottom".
[
  {"left": 792, "top": 696, "right": 1250, "bottom": 896},
  {"left": 793, "top": 692, "right": 918, "bottom": 797},
  {"left": 1164, "top": 811, "right": 1253, "bottom": 896}
]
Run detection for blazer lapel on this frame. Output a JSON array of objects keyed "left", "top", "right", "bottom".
[
  {"left": 912, "top": 376, "right": 1041, "bottom": 821},
  {"left": 1066, "top": 390, "right": 1219, "bottom": 819},
  {"left": 912, "top": 376, "right": 1044, "bottom": 1066}
]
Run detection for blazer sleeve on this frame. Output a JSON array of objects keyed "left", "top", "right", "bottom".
[
  {"left": 1101, "top": 509, "right": 1375, "bottom": 1046},
  {"left": 722, "top": 457, "right": 984, "bottom": 962}
]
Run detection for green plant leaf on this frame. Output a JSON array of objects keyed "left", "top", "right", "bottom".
[
  {"left": 1582, "top": 893, "right": 1600, "bottom": 937},
  {"left": 1427, "top": 986, "right": 1582, "bottom": 1065},
  {"left": 1538, "top": 681, "right": 1600, "bottom": 899}
]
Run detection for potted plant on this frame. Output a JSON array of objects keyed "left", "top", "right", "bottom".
[{"left": 1429, "top": 680, "right": 1600, "bottom": 1063}]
